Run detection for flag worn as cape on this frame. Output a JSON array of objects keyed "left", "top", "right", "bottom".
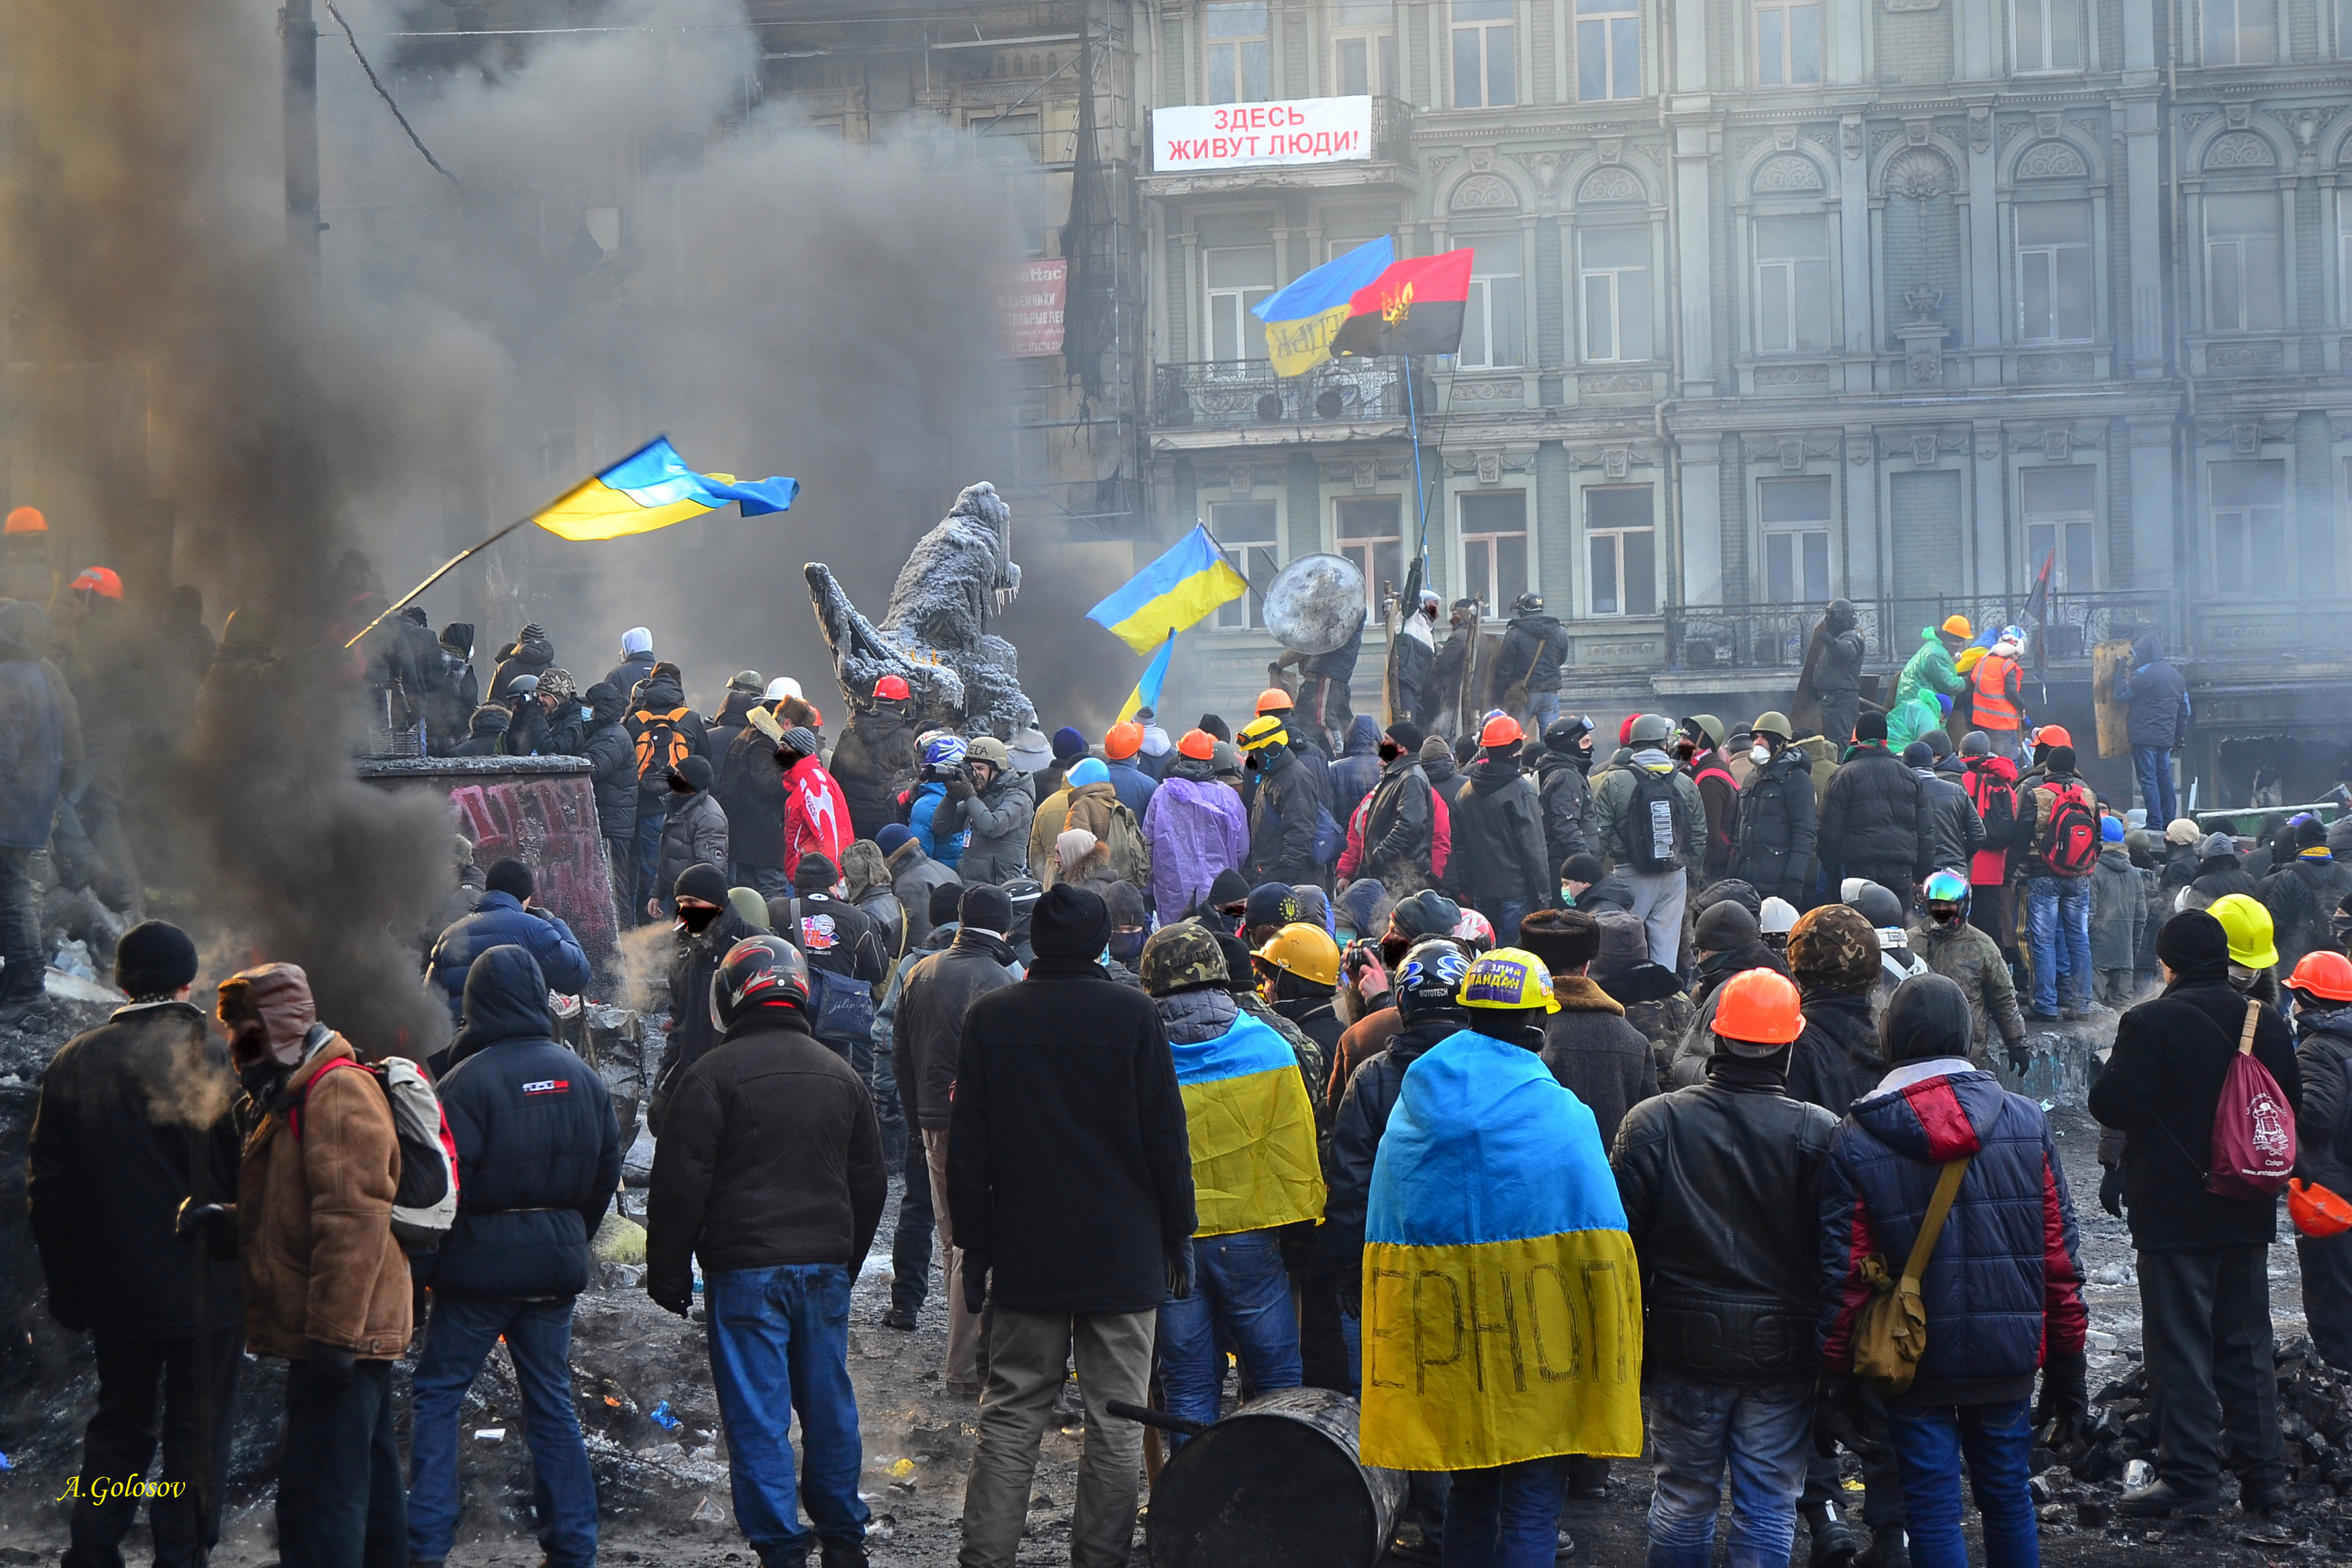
[
  {"left": 1169, "top": 1011, "right": 1325, "bottom": 1237},
  {"left": 1088, "top": 524, "right": 1250, "bottom": 653},
  {"left": 1332, "top": 248, "right": 1473, "bottom": 360},
  {"left": 1250, "top": 235, "right": 1396, "bottom": 376},
  {"left": 1361, "top": 1029, "right": 1643, "bottom": 1470}
]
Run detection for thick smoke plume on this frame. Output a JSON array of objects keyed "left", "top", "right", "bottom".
[{"left": 3, "top": 0, "right": 1044, "bottom": 1045}]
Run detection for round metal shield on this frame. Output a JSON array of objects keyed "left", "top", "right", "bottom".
[{"left": 1262, "top": 553, "right": 1368, "bottom": 655}]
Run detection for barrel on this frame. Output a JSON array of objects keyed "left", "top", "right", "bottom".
[{"left": 1144, "top": 1387, "right": 1406, "bottom": 1568}]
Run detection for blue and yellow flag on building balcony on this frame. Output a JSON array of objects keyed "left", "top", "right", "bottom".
[
  {"left": 1360, "top": 1030, "right": 1644, "bottom": 1471},
  {"left": 1086, "top": 523, "right": 1249, "bottom": 653},
  {"left": 533, "top": 436, "right": 800, "bottom": 542},
  {"left": 1171, "top": 1011, "right": 1325, "bottom": 1237},
  {"left": 1250, "top": 235, "right": 1395, "bottom": 376}
]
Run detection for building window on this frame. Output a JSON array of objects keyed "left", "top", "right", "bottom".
[
  {"left": 1335, "top": 497, "right": 1405, "bottom": 612},
  {"left": 1207, "top": 1, "right": 1272, "bottom": 103},
  {"left": 1576, "top": 0, "right": 1642, "bottom": 99},
  {"left": 2016, "top": 200, "right": 2094, "bottom": 343},
  {"left": 2011, "top": 0, "right": 2085, "bottom": 69},
  {"left": 2340, "top": 0, "right": 2352, "bottom": 57},
  {"left": 1460, "top": 233, "right": 1525, "bottom": 370},
  {"left": 2203, "top": 0, "right": 2275, "bottom": 61},
  {"left": 1753, "top": 0, "right": 1822, "bottom": 84},
  {"left": 1761, "top": 477, "right": 1832, "bottom": 604},
  {"left": 2338, "top": 194, "right": 2352, "bottom": 321},
  {"left": 1460, "top": 492, "right": 1529, "bottom": 610},
  {"left": 1579, "top": 226, "right": 1653, "bottom": 361},
  {"left": 1205, "top": 246, "right": 1275, "bottom": 363},
  {"left": 1452, "top": 0, "right": 1517, "bottom": 107},
  {"left": 1211, "top": 502, "right": 1281, "bottom": 628},
  {"left": 1586, "top": 485, "right": 1656, "bottom": 616},
  {"left": 2210, "top": 460, "right": 2283, "bottom": 593},
  {"left": 2022, "top": 466, "right": 2097, "bottom": 593},
  {"left": 2205, "top": 193, "right": 2283, "bottom": 333},
  {"left": 1333, "top": 0, "right": 1399, "bottom": 95},
  {"left": 1754, "top": 214, "right": 1831, "bottom": 353}
]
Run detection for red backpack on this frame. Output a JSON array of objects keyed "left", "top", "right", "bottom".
[
  {"left": 2208, "top": 1000, "right": 2297, "bottom": 1200},
  {"left": 2037, "top": 781, "right": 2100, "bottom": 877}
]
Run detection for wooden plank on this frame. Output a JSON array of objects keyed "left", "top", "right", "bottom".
[{"left": 2090, "top": 638, "right": 2133, "bottom": 761}]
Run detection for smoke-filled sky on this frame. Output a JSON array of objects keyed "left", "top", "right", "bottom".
[{"left": 2, "top": 0, "right": 1061, "bottom": 1041}]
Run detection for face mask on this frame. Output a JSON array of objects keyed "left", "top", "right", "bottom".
[
  {"left": 1561, "top": 884, "right": 1577, "bottom": 906},
  {"left": 1245, "top": 753, "right": 1260, "bottom": 771},
  {"left": 1751, "top": 744, "right": 1773, "bottom": 766},
  {"left": 1377, "top": 741, "right": 1402, "bottom": 763},
  {"left": 1930, "top": 907, "right": 1961, "bottom": 926},
  {"left": 679, "top": 904, "right": 721, "bottom": 934},
  {"left": 1109, "top": 928, "right": 1147, "bottom": 964},
  {"left": 581, "top": 705, "right": 593, "bottom": 721}
]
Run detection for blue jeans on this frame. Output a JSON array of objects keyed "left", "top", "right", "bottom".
[
  {"left": 704, "top": 1264, "right": 870, "bottom": 1561},
  {"left": 1444, "top": 1456, "right": 1567, "bottom": 1568},
  {"left": 1645, "top": 1372, "right": 1815, "bottom": 1568},
  {"left": 2027, "top": 877, "right": 2092, "bottom": 1015},
  {"left": 633, "top": 794, "right": 668, "bottom": 920},
  {"left": 1526, "top": 692, "right": 1561, "bottom": 734},
  {"left": 1156, "top": 1229, "right": 1301, "bottom": 1443},
  {"left": 1883, "top": 1401, "right": 2038, "bottom": 1568},
  {"left": 2133, "top": 747, "right": 2177, "bottom": 830},
  {"left": 408, "top": 1294, "right": 595, "bottom": 1568}
]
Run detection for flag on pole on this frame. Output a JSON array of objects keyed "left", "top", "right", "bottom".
[
  {"left": 1333, "top": 248, "right": 1474, "bottom": 359},
  {"left": 1086, "top": 523, "right": 1248, "bottom": 653},
  {"left": 532, "top": 436, "right": 800, "bottom": 542},
  {"left": 1116, "top": 630, "right": 1177, "bottom": 725},
  {"left": 1250, "top": 235, "right": 1396, "bottom": 376}
]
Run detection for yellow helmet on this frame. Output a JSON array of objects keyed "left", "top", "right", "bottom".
[
  {"left": 1238, "top": 715, "right": 1288, "bottom": 752},
  {"left": 1460, "top": 947, "right": 1561, "bottom": 1013},
  {"left": 1254, "top": 922, "right": 1341, "bottom": 987},
  {"left": 2208, "top": 893, "right": 2279, "bottom": 970}
]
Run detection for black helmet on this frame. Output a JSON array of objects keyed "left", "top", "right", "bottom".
[
  {"left": 709, "top": 934, "right": 810, "bottom": 1030},
  {"left": 1541, "top": 715, "right": 1594, "bottom": 749},
  {"left": 1512, "top": 591, "right": 1544, "bottom": 614},
  {"left": 1395, "top": 937, "right": 1471, "bottom": 1022},
  {"left": 1848, "top": 882, "right": 1907, "bottom": 930}
]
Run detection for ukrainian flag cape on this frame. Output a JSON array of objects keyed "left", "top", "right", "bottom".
[
  {"left": 1170, "top": 1013, "right": 1326, "bottom": 1238},
  {"left": 1361, "top": 1030, "right": 1643, "bottom": 1470}
]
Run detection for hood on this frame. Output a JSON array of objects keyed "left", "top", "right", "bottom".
[
  {"left": 469, "top": 706, "right": 510, "bottom": 736},
  {"left": 1071, "top": 780, "right": 1120, "bottom": 807},
  {"left": 217, "top": 962, "right": 318, "bottom": 1071},
  {"left": 840, "top": 839, "right": 892, "bottom": 900},
  {"left": 2132, "top": 630, "right": 2162, "bottom": 666},
  {"left": 1578, "top": 873, "right": 1635, "bottom": 913},
  {"left": 1467, "top": 755, "right": 1524, "bottom": 792},
  {"left": 453, "top": 944, "right": 553, "bottom": 1051},
  {"left": 1516, "top": 612, "right": 1563, "bottom": 635},
  {"left": 1169, "top": 755, "right": 1219, "bottom": 784},
  {"left": 1826, "top": 598, "right": 1857, "bottom": 632},
  {"left": 1593, "top": 960, "right": 1684, "bottom": 1005},
  {"left": 1154, "top": 985, "right": 1239, "bottom": 1044},
  {"left": 1344, "top": 715, "right": 1381, "bottom": 756},
  {"left": 636, "top": 670, "right": 687, "bottom": 710},
  {"left": 1918, "top": 626, "right": 1944, "bottom": 648},
  {"left": 586, "top": 682, "right": 624, "bottom": 727},
  {"left": 717, "top": 689, "right": 760, "bottom": 725},
  {"left": 1850, "top": 1063, "right": 2007, "bottom": 1162},
  {"left": 2098, "top": 845, "right": 2133, "bottom": 871},
  {"left": 1141, "top": 724, "right": 1173, "bottom": 757},
  {"left": 0, "top": 600, "right": 47, "bottom": 662}
]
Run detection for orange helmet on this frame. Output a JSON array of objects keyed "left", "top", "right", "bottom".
[
  {"left": 2289, "top": 1178, "right": 2352, "bottom": 1239},
  {"left": 2287, "top": 949, "right": 2352, "bottom": 1002},
  {"left": 1939, "top": 614, "right": 1974, "bottom": 640},
  {"left": 69, "top": 566, "right": 121, "bottom": 600},
  {"left": 1712, "top": 967, "right": 1805, "bottom": 1045},
  {"left": 1105, "top": 721, "right": 1144, "bottom": 760},
  {"left": 2036, "top": 723, "right": 2072, "bottom": 749},
  {"left": 3, "top": 506, "right": 45, "bottom": 535},
  {"left": 1177, "top": 728, "right": 1215, "bottom": 761},
  {"left": 873, "top": 674, "right": 911, "bottom": 702},
  {"left": 1256, "top": 687, "right": 1295, "bottom": 715},
  {"left": 1478, "top": 712, "right": 1523, "bottom": 748}
]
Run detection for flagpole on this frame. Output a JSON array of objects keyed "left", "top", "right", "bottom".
[
  {"left": 1404, "top": 354, "right": 1431, "bottom": 559},
  {"left": 341, "top": 514, "right": 536, "bottom": 650}
]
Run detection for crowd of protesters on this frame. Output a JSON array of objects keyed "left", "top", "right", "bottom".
[{"left": 17, "top": 590, "right": 2352, "bottom": 1568}]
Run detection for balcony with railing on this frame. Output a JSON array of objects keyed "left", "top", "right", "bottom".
[
  {"left": 1150, "top": 357, "right": 1428, "bottom": 436},
  {"left": 1663, "top": 591, "right": 2180, "bottom": 674}
]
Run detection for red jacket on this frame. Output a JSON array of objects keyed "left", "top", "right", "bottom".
[
  {"left": 1961, "top": 754, "right": 2019, "bottom": 886},
  {"left": 782, "top": 755, "right": 852, "bottom": 878},
  {"left": 1336, "top": 785, "right": 1450, "bottom": 881}
]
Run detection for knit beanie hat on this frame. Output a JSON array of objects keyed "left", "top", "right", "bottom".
[
  {"left": 1032, "top": 884, "right": 1110, "bottom": 959},
  {"left": 930, "top": 883, "right": 968, "bottom": 926},
  {"left": 115, "top": 920, "right": 198, "bottom": 999},
  {"left": 1855, "top": 711, "right": 1889, "bottom": 742},
  {"left": 1420, "top": 734, "right": 1452, "bottom": 766},
  {"left": 876, "top": 823, "right": 915, "bottom": 855},
  {"left": 793, "top": 853, "right": 842, "bottom": 893},
  {"left": 1694, "top": 900, "right": 1761, "bottom": 952},
  {"left": 1052, "top": 725, "right": 1088, "bottom": 762},
  {"left": 1902, "top": 741, "right": 1934, "bottom": 768},
  {"left": 959, "top": 885, "right": 1014, "bottom": 935},
  {"left": 2166, "top": 817, "right": 2203, "bottom": 846},
  {"left": 2157, "top": 909, "right": 2230, "bottom": 983},
  {"left": 673, "top": 862, "right": 728, "bottom": 906},
  {"left": 1561, "top": 853, "right": 1605, "bottom": 885}
]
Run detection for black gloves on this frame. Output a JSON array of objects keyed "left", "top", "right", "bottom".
[
  {"left": 1166, "top": 1240, "right": 1194, "bottom": 1303},
  {"left": 176, "top": 1199, "right": 238, "bottom": 1261},
  {"left": 648, "top": 1277, "right": 693, "bottom": 1318},
  {"left": 945, "top": 774, "right": 977, "bottom": 802},
  {"left": 2099, "top": 1164, "right": 2125, "bottom": 1218},
  {"left": 2035, "top": 1346, "right": 2091, "bottom": 1452},
  {"left": 2006, "top": 1041, "right": 2032, "bottom": 1077},
  {"left": 963, "top": 1259, "right": 990, "bottom": 1316},
  {"left": 306, "top": 1341, "right": 358, "bottom": 1390},
  {"left": 1817, "top": 1373, "right": 1890, "bottom": 1462}
]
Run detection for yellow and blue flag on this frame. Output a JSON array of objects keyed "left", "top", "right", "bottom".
[
  {"left": 533, "top": 436, "right": 800, "bottom": 542},
  {"left": 1361, "top": 1030, "right": 1644, "bottom": 1471},
  {"left": 1086, "top": 523, "right": 1247, "bottom": 654},
  {"left": 1171, "top": 1012, "right": 1325, "bottom": 1237},
  {"left": 1250, "top": 235, "right": 1395, "bottom": 376},
  {"left": 1115, "top": 630, "right": 1177, "bottom": 726}
]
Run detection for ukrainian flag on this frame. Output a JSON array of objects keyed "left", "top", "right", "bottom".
[
  {"left": 1361, "top": 1030, "right": 1644, "bottom": 1471},
  {"left": 1171, "top": 1011, "right": 1325, "bottom": 1237},
  {"left": 1115, "top": 630, "right": 1177, "bottom": 726},
  {"left": 533, "top": 436, "right": 800, "bottom": 542},
  {"left": 1251, "top": 235, "right": 1395, "bottom": 377},
  {"left": 1086, "top": 524, "right": 1248, "bottom": 654}
]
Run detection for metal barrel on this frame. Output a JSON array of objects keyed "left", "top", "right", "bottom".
[{"left": 1144, "top": 1387, "right": 1407, "bottom": 1568}]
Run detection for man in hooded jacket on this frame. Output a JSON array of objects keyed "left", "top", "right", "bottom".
[
  {"left": 1810, "top": 599, "right": 1867, "bottom": 749},
  {"left": 947, "top": 737, "right": 1034, "bottom": 887},
  {"left": 625, "top": 662, "right": 710, "bottom": 923},
  {"left": 716, "top": 711, "right": 791, "bottom": 897},
  {"left": 1327, "top": 716, "right": 1384, "bottom": 828},
  {"left": 2112, "top": 630, "right": 2190, "bottom": 830},
  {"left": 604, "top": 627, "right": 655, "bottom": 701},
  {"left": 653, "top": 758, "right": 730, "bottom": 921},
  {"left": 1143, "top": 731, "right": 1251, "bottom": 919},
  {"left": 1490, "top": 591, "right": 1569, "bottom": 733},
  {"left": 1531, "top": 715, "right": 1595, "bottom": 876},
  {"left": 409, "top": 947, "right": 620, "bottom": 1568},
  {"left": 1448, "top": 719, "right": 1554, "bottom": 940},
  {"left": 1240, "top": 718, "right": 1321, "bottom": 887},
  {"left": 1358, "top": 721, "right": 1438, "bottom": 899}
]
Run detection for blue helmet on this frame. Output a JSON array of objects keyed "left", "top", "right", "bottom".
[
  {"left": 1923, "top": 869, "right": 1970, "bottom": 917},
  {"left": 1395, "top": 937, "right": 1471, "bottom": 1022},
  {"left": 924, "top": 736, "right": 968, "bottom": 770}
]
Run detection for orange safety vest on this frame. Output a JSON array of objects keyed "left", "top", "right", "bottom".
[{"left": 1972, "top": 652, "right": 2021, "bottom": 731}]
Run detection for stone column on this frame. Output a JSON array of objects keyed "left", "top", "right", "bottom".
[
  {"left": 1679, "top": 436, "right": 1725, "bottom": 605},
  {"left": 1972, "top": 421, "right": 2006, "bottom": 592},
  {"left": 1844, "top": 427, "right": 1881, "bottom": 598},
  {"left": 2126, "top": 416, "right": 2177, "bottom": 591}
]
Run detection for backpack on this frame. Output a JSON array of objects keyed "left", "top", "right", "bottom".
[
  {"left": 632, "top": 705, "right": 692, "bottom": 785},
  {"left": 1623, "top": 768, "right": 1686, "bottom": 875},
  {"left": 1850, "top": 1155, "right": 1972, "bottom": 1395},
  {"left": 1313, "top": 801, "right": 1344, "bottom": 866},
  {"left": 1967, "top": 766, "right": 2017, "bottom": 849},
  {"left": 784, "top": 898, "right": 878, "bottom": 1051},
  {"left": 2037, "top": 781, "right": 2100, "bottom": 876},
  {"left": 1102, "top": 799, "right": 1155, "bottom": 888},
  {"left": 291, "top": 1054, "right": 461, "bottom": 1250},
  {"left": 2206, "top": 1000, "right": 2298, "bottom": 1200}
]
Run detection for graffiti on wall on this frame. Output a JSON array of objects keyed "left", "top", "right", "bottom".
[{"left": 446, "top": 774, "right": 620, "bottom": 963}]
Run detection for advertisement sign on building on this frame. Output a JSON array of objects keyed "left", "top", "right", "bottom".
[{"left": 994, "top": 258, "right": 1068, "bottom": 357}]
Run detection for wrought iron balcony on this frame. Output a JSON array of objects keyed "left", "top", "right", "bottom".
[
  {"left": 1663, "top": 590, "right": 2178, "bottom": 673},
  {"left": 1151, "top": 359, "right": 1428, "bottom": 431}
]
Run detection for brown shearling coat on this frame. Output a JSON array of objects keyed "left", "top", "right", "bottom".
[{"left": 236, "top": 1034, "right": 411, "bottom": 1360}]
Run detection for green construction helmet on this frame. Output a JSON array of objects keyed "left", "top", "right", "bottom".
[
  {"left": 1629, "top": 713, "right": 1676, "bottom": 745},
  {"left": 1140, "top": 921, "right": 1231, "bottom": 997},
  {"left": 1752, "top": 710, "right": 1794, "bottom": 741}
]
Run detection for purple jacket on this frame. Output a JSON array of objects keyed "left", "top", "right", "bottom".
[{"left": 1143, "top": 767, "right": 1250, "bottom": 917}]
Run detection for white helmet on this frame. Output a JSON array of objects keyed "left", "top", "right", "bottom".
[{"left": 764, "top": 676, "right": 803, "bottom": 703}]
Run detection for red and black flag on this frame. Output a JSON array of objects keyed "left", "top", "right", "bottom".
[{"left": 1332, "top": 248, "right": 1473, "bottom": 359}]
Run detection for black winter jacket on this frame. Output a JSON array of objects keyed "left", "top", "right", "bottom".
[
  {"left": 715, "top": 723, "right": 788, "bottom": 872},
  {"left": 2261, "top": 854, "right": 2352, "bottom": 975},
  {"left": 27, "top": 1002, "right": 241, "bottom": 1336},
  {"left": 1448, "top": 757, "right": 1552, "bottom": 915},
  {"left": 1786, "top": 988, "right": 1886, "bottom": 1117},
  {"left": 1492, "top": 612, "right": 1569, "bottom": 696},
  {"left": 582, "top": 686, "right": 638, "bottom": 839},
  {"left": 2089, "top": 975, "right": 2302, "bottom": 1250},
  {"left": 489, "top": 625, "right": 554, "bottom": 702},
  {"left": 834, "top": 708, "right": 921, "bottom": 843},
  {"left": 1538, "top": 976, "right": 1658, "bottom": 1148},
  {"left": 1531, "top": 747, "right": 1593, "bottom": 872},
  {"left": 1819, "top": 745, "right": 1931, "bottom": 881},
  {"left": 646, "top": 1007, "right": 885, "bottom": 1303},
  {"left": 2112, "top": 631, "right": 2191, "bottom": 750},
  {"left": 778, "top": 892, "right": 891, "bottom": 987},
  {"left": 1730, "top": 748, "right": 1817, "bottom": 904},
  {"left": 1326, "top": 1017, "right": 1452, "bottom": 1292},
  {"left": 1917, "top": 767, "right": 1987, "bottom": 875},
  {"left": 2296, "top": 1006, "right": 2352, "bottom": 1196},
  {"left": 1612, "top": 1064, "right": 1840, "bottom": 1383},
  {"left": 946, "top": 957, "right": 1196, "bottom": 1314},
  {"left": 1245, "top": 740, "right": 1322, "bottom": 885},
  {"left": 1361, "top": 754, "right": 1436, "bottom": 885},
  {"left": 892, "top": 927, "right": 1019, "bottom": 1128},
  {"left": 645, "top": 907, "right": 752, "bottom": 1137},
  {"left": 425, "top": 947, "right": 621, "bottom": 1298}
]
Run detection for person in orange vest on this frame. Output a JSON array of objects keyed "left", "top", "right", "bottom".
[{"left": 1967, "top": 625, "right": 2029, "bottom": 760}]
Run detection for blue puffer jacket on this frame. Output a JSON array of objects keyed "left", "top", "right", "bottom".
[
  {"left": 909, "top": 781, "right": 965, "bottom": 869},
  {"left": 429, "top": 891, "right": 593, "bottom": 1022},
  {"left": 1819, "top": 1059, "right": 2087, "bottom": 1405},
  {"left": 420, "top": 946, "right": 621, "bottom": 1297},
  {"left": 2112, "top": 630, "right": 2191, "bottom": 750}
]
